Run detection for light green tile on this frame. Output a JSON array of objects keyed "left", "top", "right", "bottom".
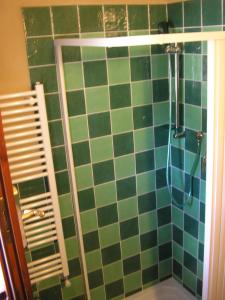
[
  {"left": 173, "top": 242, "right": 183, "bottom": 264},
  {"left": 134, "top": 127, "right": 154, "bottom": 152},
  {"left": 118, "top": 196, "right": 138, "bottom": 221},
  {"left": 171, "top": 167, "right": 184, "bottom": 190},
  {"left": 198, "top": 261, "right": 203, "bottom": 280},
  {"left": 159, "top": 258, "right": 172, "bottom": 279},
  {"left": 107, "top": 58, "right": 130, "bottom": 84},
  {"left": 139, "top": 211, "right": 157, "bottom": 234},
  {"left": 151, "top": 55, "right": 168, "bottom": 79},
  {"left": 75, "top": 164, "right": 93, "bottom": 190},
  {"left": 103, "top": 261, "right": 123, "bottom": 284},
  {"left": 158, "top": 224, "right": 171, "bottom": 245},
  {"left": 184, "top": 54, "right": 202, "bottom": 81},
  {"left": 124, "top": 271, "right": 142, "bottom": 293},
  {"left": 90, "top": 136, "right": 113, "bottom": 163},
  {"left": 62, "top": 276, "right": 84, "bottom": 299},
  {"left": 199, "top": 222, "right": 205, "bottom": 243},
  {"left": 65, "top": 237, "right": 79, "bottom": 260},
  {"left": 183, "top": 232, "right": 198, "bottom": 258},
  {"left": 59, "top": 193, "right": 73, "bottom": 218},
  {"left": 184, "top": 197, "right": 199, "bottom": 220},
  {"left": 157, "top": 188, "right": 171, "bottom": 208},
  {"left": 185, "top": 104, "right": 202, "bottom": 131},
  {"left": 185, "top": 151, "right": 201, "bottom": 176},
  {"left": 99, "top": 223, "right": 120, "bottom": 247},
  {"left": 141, "top": 247, "right": 158, "bottom": 268},
  {"left": 183, "top": 267, "right": 196, "bottom": 293},
  {"left": 69, "top": 115, "right": 89, "bottom": 142},
  {"left": 155, "top": 146, "right": 167, "bottom": 169},
  {"left": 115, "top": 154, "right": 135, "bottom": 179},
  {"left": 201, "top": 81, "right": 207, "bottom": 108},
  {"left": 91, "top": 286, "right": 106, "bottom": 300},
  {"left": 95, "top": 181, "right": 117, "bottom": 207},
  {"left": 121, "top": 236, "right": 140, "bottom": 259},
  {"left": 130, "top": 44, "right": 150, "bottom": 56},
  {"left": 137, "top": 171, "right": 155, "bottom": 195},
  {"left": 200, "top": 180, "right": 206, "bottom": 203},
  {"left": 153, "top": 102, "right": 169, "bottom": 125},
  {"left": 111, "top": 108, "right": 133, "bottom": 134},
  {"left": 81, "top": 33, "right": 105, "bottom": 60},
  {"left": 38, "top": 275, "right": 60, "bottom": 291},
  {"left": 86, "top": 86, "right": 110, "bottom": 113},
  {"left": 172, "top": 206, "right": 183, "bottom": 229},
  {"left": 64, "top": 62, "right": 83, "bottom": 90},
  {"left": 85, "top": 250, "right": 102, "bottom": 272},
  {"left": 131, "top": 80, "right": 153, "bottom": 105},
  {"left": 80, "top": 209, "right": 98, "bottom": 234}
]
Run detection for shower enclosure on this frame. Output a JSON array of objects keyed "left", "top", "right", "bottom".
[{"left": 52, "top": 32, "right": 225, "bottom": 300}]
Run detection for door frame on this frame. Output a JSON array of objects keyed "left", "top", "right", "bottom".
[{"left": 0, "top": 110, "right": 33, "bottom": 300}]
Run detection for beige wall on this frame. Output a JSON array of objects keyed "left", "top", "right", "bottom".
[{"left": 0, "top": 0, "right": 181, "bottom": 94}]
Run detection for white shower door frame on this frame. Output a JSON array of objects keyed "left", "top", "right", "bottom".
[{"left": 54, "top": 32, "right": 225, "bottom": 300}]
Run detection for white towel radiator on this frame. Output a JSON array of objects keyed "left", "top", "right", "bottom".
[{"left": 0, "top": 83, "right": 69, "bottom": 285}]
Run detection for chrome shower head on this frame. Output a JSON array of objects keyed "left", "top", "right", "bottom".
[{"left": 165, "top": 44, "right": 182, "bottom": 54}]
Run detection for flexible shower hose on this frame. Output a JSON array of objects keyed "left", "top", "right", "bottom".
[{"left": 166, "top": 53, "right": 202, "bottom": 208}]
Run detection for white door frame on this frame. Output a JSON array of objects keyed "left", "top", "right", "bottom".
[{"left": 54, "top": 32, "right": 225, "bottom": 300}]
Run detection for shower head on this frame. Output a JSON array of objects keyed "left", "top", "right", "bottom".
[{"left": 165, "top": 44, "right": 182, "bottom": 54}]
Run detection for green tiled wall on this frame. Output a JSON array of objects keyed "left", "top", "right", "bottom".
[{"left": 22, "top": 2, "right": 213, "bottom": 299}]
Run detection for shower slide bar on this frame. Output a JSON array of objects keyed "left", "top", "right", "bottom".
[{"left": 0, "top": 84, "right": 69, "bottom": 285}]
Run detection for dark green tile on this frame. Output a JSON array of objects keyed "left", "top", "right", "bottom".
[
  {"left": 185, "top": 129, "right": 198, "bottom": 153},
  {"left": 150, "top": 5, "right": 167, "bottom": 30},
  {"left": 133, "top": 105, "right": 153, "bottom": 129},
  {"left": 78, "top": 188, "right": 95, "bottom": 212},
  {"left": 39, "top": 285, "right": 62, "bottom": 300},
  {"left": 62, "top": 216, "right": 76, "bottom": 238},
  {"left": 52, "top": 6, "right": 78, "bottom": 34},
  {"left": 142, "top": 265, "right": 158, "bottom": 284},
  {"left": 110, "top": 84, "right": 131, "bottom": 109},
  {"left": 88, "top": 269, "right": 103, "bottom": 289},
  {"left": 120, "top": 217, "right": 139, "bottom": 240},
  {"left": 79, "top": 6, "right": 103, "bottom": 32},
  {"left": 184, "top": 214, "right": 198, "bottom": 239},
  {"left": 200, "top": 202, "right": 205, "bottom": 223},
  {"left": 19, "top": 178, "right": 45, "bottom": 198},
  {"left": 123, "top": 254, "right": 140, "bottom": 275},
  {"left": 104, "top": 5, "right": 127, "bottom": 31},
  {"left": 23, "top": 7, "right": 52, "bottom": 37},
  {"left": 49, "top": 120, "right": 64, "bottom": 147},
  {"left": 83, "top": 230, "right": 100, "bottom": 252},
  {"left": 136, "top": 150, "right": 154, "bottom": 174},
  {"left": 93, "top": 160, "right": 115, "bottom": 185},
  {"left": 52, "top": 146, "right": 67, "bottom": 171},
  {"left": 185, "top": 80, "right": 201, "bottom": 106},
  {"left": 68, "top": 258, "right": 81, "bottom": 278},
  {"left": 107, "top": 47, "right": 128, "bottom": 58},
  {"left": 159, "top": 242, "right": 172, "bottom": 261},
  {"left": 154, "top": 125, "right": 169, "bottom": 147},
  {"left": 158, "top": 206, "right": 171, "bottom": 227},
  {"left": 198, "top": 243, "right": 204, "bottom": 262},
  {"left": 202, "top": 0, "right": 222, "bottom": 26},
  {"left": 173, "top": 259, "right": 182, "bottom": 279},
  {"left": 184, "top": 0, "right": 201, "bottom": 27},
  {"left": 55, "top": 171, "right": 70, "bottom": 195},
  {"left": 184, "top": 41, "right": 201, "bottom": 54},
  {"left": 105, "top": 279, "right": 124, "bottom": 299},
  {"left": 153, "top": 79, "right": 169, "bottom": 102},
  {"left": 72, "top": 141, "right": 90, "bottom": 166},
  {"left": 168, "top": 3, "right": 183, "bottom": 28},
  {"left": 156, "top": 168, "right": 166, "bottom": 189},
  {"left": 62, "top": 46, "right": 81, "bottom": 63},
  {"left": 130, "top": 57, "right": 151, "bottom": 81},
  {"left": 184, "top": 251, "right": 197, "bottom": 274},
  {"left": 31, "top": 244, "right": 55, "bottom": 260},
  {"left": 202, "top": 109, "right": 207, "bottom": 133},
  {"left": 117, "top": 177, "right": 136, "bottom": 200},
  {"left": 88, "top": 112, "right": 111, "bottom": 138},
  {"left": 67, "top": 90, "right": 86, "bottom": 117},
  {"left": 185, "top": 175, "right": 199, "bottom": 199},
  {"left": 83, "top": 60, "right": 107, "bottom": 87},
  {"left": 30, "top": 66, "right": 58, "bottom": 93},
  {"left": 113, "top": 132, "right": 134, "bottom": 157},
  {"left": 140, "top": 230, "right": 157, "bottom": 251},
  {"left": 197, "top": 279, "right": 202, "bottom": 297},
  {"left": 27, "top": 37, "right": 54, "bottom": 66},
  {"left": 173, "top": 225, "right": 183, "bottom": 246},
  {"left": 172, "top": 146, "right": 184, "bottom": 170},
  {"left": 45, "top": 94, "right": 61, "bottom": 121},
  {"left": 97, "top": 204, "right": 118, "bottom": 227},
  {"left": 128, "top": 5, "right": 148, "bottom": 30},
  {"left": 203, "top": 55, "right": 207, "bottom": 81},
  {"left": 102, "top": 243, "right": 121, "bottom": 265},
  {"left": 138, "top": 192, "right": 156, "bottom": 214}
]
